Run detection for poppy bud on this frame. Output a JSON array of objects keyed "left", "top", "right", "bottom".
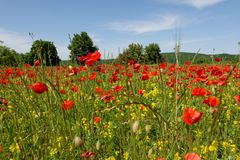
[
  {"left": 132, "top": 121, "right": 139, "bottom": 133},
  {"left": 31, "top": 82, "right": 48, "bottom": 94},
  {"left": 145, "top": 124, "right": 151, "bottom": 133},
  {"left": 74, "top": 136, "right": 83, "bottom": 147},
  {"left": 96, "top": 140, "right": 100, "bottom": 150}
]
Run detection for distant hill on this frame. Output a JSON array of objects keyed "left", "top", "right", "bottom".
[
  {"left": 60, "top": 52, "right": 239, "bottom": 65},
  {"left": 161, "top": 52, "right": 239, "bottom": 64}
]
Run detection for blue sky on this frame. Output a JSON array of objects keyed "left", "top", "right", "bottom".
[{"left": 0, "top": 0, "right": 239, "bottom": 60}]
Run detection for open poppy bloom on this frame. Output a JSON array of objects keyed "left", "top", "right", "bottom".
[
  {"left": 80, "top": 151, "right": 96, "bottom": 159},
  {"left": 185, "top": 152, "right": 201, "bottom": 160},
  {"left": 191, "top": 87, "right": 210, "bottom": 97},
  {"left": 214, "top": 57, "right": 222, "bottom": 62},
  {"left": 183, "top": 108, "right": 202, "bottom": 125},
  {"left": 85, "top": 51, "right": 101, "bottom": 66},
  {"left": 203, "top": 96, "right": 220, "bottom": 107},
  {"left": 34, "top": 60, "right": 40, "bottom": 66},
  {"left": 101, "top": 91, "right": 115, "bottom": 103},
  {"left": 234, "top": 95, "right": 240, "bottom": 104},
  {"left": 94, "top": 116, "right": 101, "bottom": 123},
  {"left": 95, "top": 87, "right": 102, "bottom": 94},
  {"left": 61, "top": 100, "right": 74, "bottom": 110},
  {"left": 0, "top": 98, "right": 8, "bottom": 106},
  {"left": 31, "top": 82, "right": 48, "bottom": 94},
  {"left": 112, "top": 85, "right": 124, "bottom": 92},
  {"left": 141, "top": 72, "right": 150, "bottom": 81}
]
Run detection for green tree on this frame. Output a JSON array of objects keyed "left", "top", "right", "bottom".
[
  {"left": 0, "top": 45, "right": 20, "bottom": 66},
  {"left": 68, "top": 32, "right": 98, "bottom": 63},
  {"left": 116, "top": 43, "right": 143, "bottom": 64},
  {"left": 29, "top": 40, "right": 61, "bottom": 66},
  {"left": 144, "top": 43, "right": 164, "bottom": 64}
]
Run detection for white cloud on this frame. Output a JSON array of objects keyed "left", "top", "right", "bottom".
[
  {"left": 107, "top": 15, "right": 180, "bottom": 34},
  {"left": 181, "top": 0, "right": 225, "bottom": 9},
  {"left": 0, "top": 27, "right": 71, "bottom": 60},
  {"left": 181, "top": 38, "right": 213, "bottom": 44},
  {"left": 88, "top": 32, "right": 103, "bottom": 43},
  {"left": 0, "top": 27, "right": 32, "bottom": 53},
  {"left": 165, "top": 0, "right": 225, "bottom": 9},
  {"left": 55, "top": 44, "right": 70, "bottom": 60}
]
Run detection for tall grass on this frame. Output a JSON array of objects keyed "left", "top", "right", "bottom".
[{"left": 0, "top": 56, "right": 240, "bottom": 159}]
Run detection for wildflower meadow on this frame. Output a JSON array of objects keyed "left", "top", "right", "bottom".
[{"left": 0, "top": 51, "right": 240, "bottom": 159}]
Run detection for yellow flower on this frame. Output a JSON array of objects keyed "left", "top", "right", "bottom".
[
  {"left": 123, "top": 151, "right": 129, "bottom": 160},
  {"left": 230, "top": 144, "right": 237, "bottom": 153},
  {"left": 208, "top": 140, "right": 218, "bottom": 152},
  {"left": 200, "top": 145, "right": 208, "bottom": 154},
  {"left": 226, "top": 110, "right": 231, "bottom": 120},
  {"left": 49, "top": 147, "right": 58, "bottom": 156},
  {"left": 105, "top": 156, "right": 116, "bottom": 160},
  {"left": 174, "top": 152, "right": 181, "bottom": 160},
  {"left": 9, "top": 143, "right": 20, "bottom": 153},
  {"left": 222, "top": 141, "right": 228, "bottom": 149}
]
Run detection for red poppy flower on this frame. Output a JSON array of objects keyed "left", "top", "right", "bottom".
[
  {"left": 60, "top": 89, "right": 66, "bottom": 94},
  {"left": 101, "top": 91, "right": 115, "bottom": 103},
  {"left": 80, "top": 151, "right": 96, "bottom": 159},
  {"left": 61, "top": 100, "right": 74, "bottom": 110},
  {"left": 31, "top": 82, "right": 48, "bottom": 94},
  {"left": 183, "top": 108, "right": 202, "bottom": 125},
  {"left": 127, "top": 72, "right": 133, "bottom": 79},
  {"left": 113, "top": 85, "right": 123, "bottom": 92},
  {"left": 203, "top": 96, "right": 220, "bottom": 107},
  {"left": 95, "top": 87, "right": 102, "bottom": 94},
  {"left": 108, "top": 75, "right": 120, "bottom": 83},
  {"left": 71, "top": 85, "right": 80, "bottom": 93},
  {"left": 138, "top": 89, "right": 145, "bottom": 95},
  {"left": 214, "top": 57, "right": 222, "bottom": 62},
  {"left": 159, "top": 62, "right": 167, "bottom": 69},
  {"left": 234, "top": 95, "right": 240, "bottom": 104},
  {"left": 78, "top": 56, "right": 87, "bottom": 62},
  {"left": 25, "top": 63, "right": 31, "bottom": 68},
  {"left": 0, "top": 98, "right": 8, "bottom": 106},
  {"left": 69, "top": 67, "right": 78, "bottom": 76},
  {"left": 88, "top": 72, "right": 97, "bottom": 80},
  {"left": 191, "top": 87, "right": 210, "bottom": 97},
  {"left": 34, "top": 60, "right": 40, "bottom": 66},
  {"left": 128, "top": 60, "right": 135, "bottom": 65},
  {"left": 85, "top": 51, "right": 101, "bottom": 66},
  {"left": 185, "top": 61, "right": 191, "bottom": 66},
  {"left": 133, "top": 63, "right": 141, "bottom": 70},
  {"left": 94, "top": 116, "right": 101, "bottom": 123},
  {"left": 141, "top": 73, "right": 150, "bottom": 81},
  {"left": 185, "top": 152, "right": 201, "bottom": 160},
  {"left": 0, "top": 144, "right": 3, "bottom": 153}
]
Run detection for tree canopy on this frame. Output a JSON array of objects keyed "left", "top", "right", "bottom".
[
  {"left": 68, "top": 32, "right": 98, "bottom": 63},
  {"left": 0, "top": 45, "right": 20, "bottom": 66},
  {"left": 29, "top": 40, "right": 60, "bottom": 66},
  {"left": 116, "top": 43, "right": 144, "bottom": 64},
  {"left": 144, "top": 43, "right": 164, "bottom": 64},
  {"left": 116, "top": 43, "right": 165, "bottom": 64}
]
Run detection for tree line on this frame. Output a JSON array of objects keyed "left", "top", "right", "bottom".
[{"left": 0, "top": 32, "right": 165, "bottom": 66}]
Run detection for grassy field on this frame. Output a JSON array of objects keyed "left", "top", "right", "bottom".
[{"left": 0, "top": 59, "right": 240, "bottom": 159}]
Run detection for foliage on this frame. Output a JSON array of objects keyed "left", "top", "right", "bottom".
[
  {"left": 0, "top": 45, "right": 20, "bottom": 66},
  {"left": 68, "top": 32, "right": 98, "bottom": 63},
  {"left": 144, "top": 43, "right": 165, "bottom": 64},
  {"left": 116, "top": 43, "right": 144, "bottom": 64},
  {"left": 29, "top": 40, "right": 61, "bottom": 66}
]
